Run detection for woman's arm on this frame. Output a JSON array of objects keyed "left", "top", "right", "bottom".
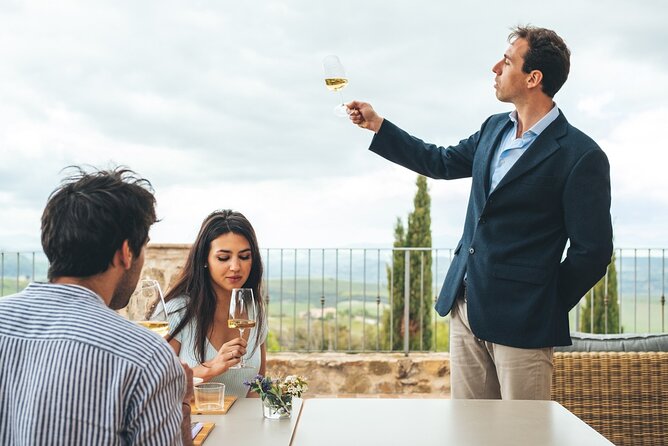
[{"left": 173, "top": 337, "right": 245, "bottom": 382}]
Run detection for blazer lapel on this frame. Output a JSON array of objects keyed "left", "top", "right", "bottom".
[
  {"left": 491, "top": 111, "right": 568, "bottom": 195},
  {"left": 478, "top": 117, "right": 512, "bottom": 198}
]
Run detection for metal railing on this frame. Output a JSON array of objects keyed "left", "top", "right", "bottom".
[
  {"left": 260, "top": 247, "right": 667, "bottom": 354},
  {"left": 2, "top": 248, "right": 666, "bottom": 354},
  {"left": 0, "top": 251, "right": 48, "bottom": 296}
]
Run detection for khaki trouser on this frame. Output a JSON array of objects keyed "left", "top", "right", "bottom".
[{"left": 449, "top": 295, "right": 554, "bottom": 400}]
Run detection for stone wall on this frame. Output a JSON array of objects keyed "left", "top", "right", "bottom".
[
  {"left": 142, "top": 244, "right": 191, "bottom": 291},
  {"left": 141, "top": 245, "right": 452, "bottom": 397},
  {"left": 267, "top": 353, "right": 450, "bottom": 397}
]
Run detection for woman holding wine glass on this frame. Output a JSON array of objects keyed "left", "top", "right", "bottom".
[{"left": 157, "top": 210, "right": 267, "bottom": 398}]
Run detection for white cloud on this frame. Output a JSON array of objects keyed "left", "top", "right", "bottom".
[
  {"left": 577, "top": 92, "right": 615, "bottom": 118},
  {"left": 1, "top": 0, "right": 667, "bottom": 251},
  {"left": 604, "top": 107, "right": 668, "bottom": 203}
]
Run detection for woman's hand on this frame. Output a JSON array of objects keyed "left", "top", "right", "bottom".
[{"left": 199, "top": 337, "right": 247, "bottom": 379}]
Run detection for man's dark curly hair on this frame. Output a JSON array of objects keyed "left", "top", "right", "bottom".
[
  {"left": 41, "top": 166, "right": 157, "bottom": 279},
  {"left": 509, "top": 25, "right": 571, "bottom": 98}
]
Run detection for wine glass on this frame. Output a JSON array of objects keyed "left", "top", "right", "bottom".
[
  {"left": 322, "top": 54, "right": 349, "bottom": 117},
  {"left": 228, "top": 288, "right": 257, "bottom": 369},
  {"left": 128, "top": 279, "right": 170, "bottom": 337}
]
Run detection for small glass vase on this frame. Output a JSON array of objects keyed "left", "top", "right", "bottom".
[{"left": 261, "top": 395, "right": 292, "bottom": 419}]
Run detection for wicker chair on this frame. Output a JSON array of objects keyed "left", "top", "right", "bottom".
[{"left": 551, "top": 334, "right": 668, "bottom": 446}]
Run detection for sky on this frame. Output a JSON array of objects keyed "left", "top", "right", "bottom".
[{"left": 1, "top": 0, "right": 667, "bottom": 252}]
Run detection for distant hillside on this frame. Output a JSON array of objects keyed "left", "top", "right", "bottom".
[{"left": 1, "top": 250, "right": 665, "bottom": 303}]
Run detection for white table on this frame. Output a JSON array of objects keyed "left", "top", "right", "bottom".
[
  {"left": 194, "top": 398, "right": 613, "bottom": 446},
  {"left": 291, "top": 399, "right": 614, "bottom": 446},
  {"left": 192, "top": 398, "right": 302, "bottom": 444}
]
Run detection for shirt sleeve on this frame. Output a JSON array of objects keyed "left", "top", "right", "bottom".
[{"left": 124, "top": 343, "right": 186, "bottom": 445}]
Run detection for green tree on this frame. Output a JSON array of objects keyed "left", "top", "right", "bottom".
[
  {"left": 382, "top": 175, "right": 433, "bottom": 350},
  {"left": 580, "top": 251, "right": 620, "bottom": 333}
]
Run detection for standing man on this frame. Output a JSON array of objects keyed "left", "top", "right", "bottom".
[
  {"left": 348, "top": 26, "right": 612, "bottom": 400},
  {"left": 0, "top": 167, "right": 194, "bottom": 444}
]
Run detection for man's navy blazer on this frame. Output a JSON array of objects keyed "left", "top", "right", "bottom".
[{"left": 369, "top": 111, "right": 613, "bottom": 348}]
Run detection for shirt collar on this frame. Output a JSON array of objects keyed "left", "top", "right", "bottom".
[
  {"left": 25, "top": 282, "right": 107, "bottom": 305},
  {"left": 508, "top": 103, "right": 559, "bottom": 138}
]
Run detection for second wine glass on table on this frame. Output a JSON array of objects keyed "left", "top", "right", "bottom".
[
  {"left": 228, "top": 288, "right": 257, "bottom": 369},
  {"left": 322, "top": 54, "right": 349, "bottom": 117},
  {"left": 129, "top": 279, "right": 170, "bottom": 337}
]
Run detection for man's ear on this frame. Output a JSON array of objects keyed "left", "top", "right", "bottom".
[
  {"left": 527, "top": 69, "right": 543, "bottom": 90},
  {"left": 117, "top": 240, "right": 133, "bottom": 271}
]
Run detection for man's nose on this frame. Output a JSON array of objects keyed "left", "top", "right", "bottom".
[{"left": 492, "top": 60, "right": 502, "bottom": 75}]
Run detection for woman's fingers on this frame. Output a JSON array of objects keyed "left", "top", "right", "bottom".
[{"left": 218, "top": 343, "right": 247, "bottom": 358}]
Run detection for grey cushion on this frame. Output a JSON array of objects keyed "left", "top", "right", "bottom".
[{"left": 555, "top": 332, "right": 668, "bottom": 352}]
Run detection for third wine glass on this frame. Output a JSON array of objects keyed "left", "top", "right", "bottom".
[{"left": 322, "top": 54, "right": 349, "bottom": 117}]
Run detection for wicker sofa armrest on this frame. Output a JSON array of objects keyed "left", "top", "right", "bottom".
[
  {"left": 551, "top": 335, "right": 668, "bottom": 446},
  {"left": 555, "top": 332, "right": 668, "bottom": 352}
]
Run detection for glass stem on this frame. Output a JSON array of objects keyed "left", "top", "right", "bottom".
[{"left": 238, "top": 328, "right": 245, "bottom": 365}]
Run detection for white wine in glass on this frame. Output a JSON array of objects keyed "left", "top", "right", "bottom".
[
  {"left": 228, "top": 288, "right": 257, "bottom": 369},
  {"left": 128, "top": 279, "right": 170, "bottom": 337},
  {"left": 322, "top": 54, "right": 349, "bottom": 117}
]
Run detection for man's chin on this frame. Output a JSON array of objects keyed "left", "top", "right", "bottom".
[
  {"left": 495, "top": 92, "right": 510, "bottom": 103},
  {"left": 109, "top": 293, "right": 131, "bottom": 311}
]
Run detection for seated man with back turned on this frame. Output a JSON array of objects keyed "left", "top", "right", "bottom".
[{"left": 0, "top": 167, "right": 193, "bottom": 445}]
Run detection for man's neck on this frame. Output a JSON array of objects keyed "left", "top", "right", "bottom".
[
  {"left": 51, "top": 275, "right": 114, "bottom": 306},
  {"left": 513, "top": 97, "right": 555, "bottom": 137}
]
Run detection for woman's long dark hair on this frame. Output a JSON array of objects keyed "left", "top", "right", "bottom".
[{"left": 163, "top": 210, "right": 265, "bottom": 364}]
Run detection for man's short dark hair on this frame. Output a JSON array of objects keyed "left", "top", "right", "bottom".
[
  {"left": 509, "top": 25, "right": 571, "bottom": 98},
  {"left": 41, "top": 166, "right": 157, "bottom": 279}
]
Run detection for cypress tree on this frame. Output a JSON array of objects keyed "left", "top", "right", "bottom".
[
  {"left": 580, "top": 251, "right": 620, "bottom": 333},
  {"left": 383, "top": 176, "right": 433, "bottom": 350}
]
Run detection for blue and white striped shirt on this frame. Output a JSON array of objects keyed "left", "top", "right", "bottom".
[{"left": 0, "top": 283, "right": 186, "bottom": 445}]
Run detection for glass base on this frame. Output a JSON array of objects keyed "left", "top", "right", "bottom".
[
  {"left": 262, "top": 397, "right": 292, "bottom": 419},
  {"left": 333, "top": 104, "right": 348, "bottom": 117},
  {"left": 229, "top": 363, "right": 254, "bottom": 369}
]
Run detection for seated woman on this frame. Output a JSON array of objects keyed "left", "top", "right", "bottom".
[{"left": 161, "top": 210, "right": 267, "bottom": 398}]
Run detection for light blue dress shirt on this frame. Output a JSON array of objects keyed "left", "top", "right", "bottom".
[{"left": 489, "top": 104, "right": 560, "bottom": 194}]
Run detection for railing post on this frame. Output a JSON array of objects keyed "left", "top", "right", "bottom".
[
  {"left": 433, "top": 249, "right": 438, "bottom": 352},
  {"left": 279, "top": 249, "right": 284, "bottom": 350},
  {"left": 589, "top": 288, "right": 594, "bottom": 333},
  {"left": 648, "top": 250, "right": 651, "bottom": 333},
  {"left": 1, "top": 251, "right": 4, "bottom": 296},
  {"left": 662, "top": 249, "right": 665, "bottom": 332},
  {"left": 16, "top": 252, "right": 20, "bottom": 293},
  {"left": 389, "top": 252, "right": 394, "bottom": 350},
  {"left": 419, "top": 252, "right": 424, "bottom": 352},
  {"left": 321, "top": 249, "right": 325, "bottom": 352},
  {"left": 634, "top": 249, "right": 638, "bottom": 332},
  {"left": 293, "top": 249, "right": 297, "bottom": 350},
  {"left": 363, "top": 249, "right": 367, "bottom": 352},
  {"left": 404, "top": 250, "right": 410, "bottom": 357},
  {"left": 348, "top": 249, "right": 352, "bottom": 351},
  {"left": 376, "top": 249, "right": 381, "bottom": 352},
  {"left": 618, "top": 248, "right": 623, "bottom": 333},
  {"left": 604, "top": 266, "right": 609, "bottom": 334}
]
